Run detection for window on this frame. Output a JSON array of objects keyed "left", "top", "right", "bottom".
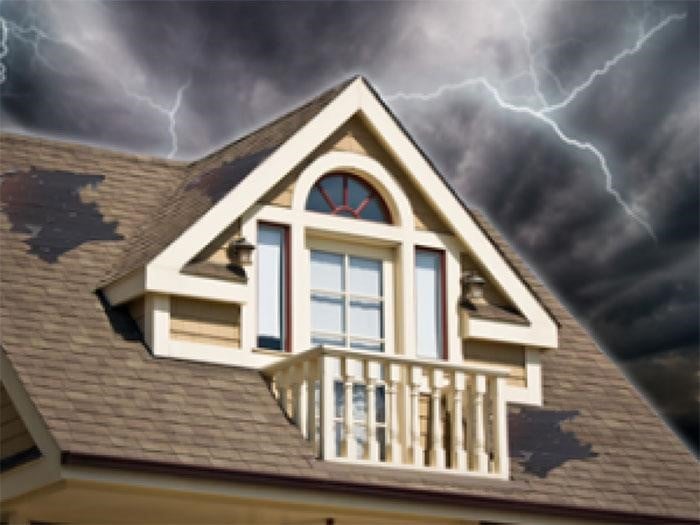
[
  {"left": 257, "top": 224, "right": 288, "bottom": 350},
  {"left": 310, "top": 250, "right": 384, "bottom": 352},
  {"left": 415, "top": 248, "right": 446, "bottom": 359},
  {"left": 306, "top": 173, "right": 391, "bottom": 223}
]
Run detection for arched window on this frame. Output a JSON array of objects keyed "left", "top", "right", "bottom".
[{"left": 305, "top": 173, "right": 391, "bottom": 224}]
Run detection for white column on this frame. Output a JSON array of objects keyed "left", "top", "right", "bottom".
[
  {"left": 411, "top": 366, "right": 423, "bottom": 466},
  {"left": 146, "top": 293, "right": 170, "bottom": 357},
  {"left": 388, "top": 363, "right": 402, "bottom": 465},
  {"left": 492, "top": 376, "right": 509, "bottom": 477},
  {"left": 276, "top": 371, "right": 288, "bottom": 416},
  {"left": 472, "top": 374, "right": 488, "bottom": 473},
  {"left": 430, "top": 368, "right": 445, "bottom": 468},
  {"left": 319, "top": 355, "right": 335, "bottom": 459},
  {"left": 400, "top": 242, "right": 416, "bottom": 358},
  {"left": 366, "top": 360, "right": 380, "bottom": 462},
  {"left": 452, "top": 370, "right": 466, "bottom": 470},
  {"left": 343, "top": 358, "right": 358, "bottom": 459},
  {"left": 305, "top": 360, "right": 317, "bottom": 448}
]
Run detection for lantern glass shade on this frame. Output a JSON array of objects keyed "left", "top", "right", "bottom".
[{"left": 228, "top": 238, "right": 255, "bottom": 266}]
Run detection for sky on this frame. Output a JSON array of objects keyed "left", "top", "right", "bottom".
[{"left": 0, "top": 0, "right": 697, "bottom": 453}]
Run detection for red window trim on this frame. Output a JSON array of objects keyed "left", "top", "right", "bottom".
[
  {"left": 308, "top": 172, "right": 392, "bottom": 224},
  {"left": 415, "top": 246, "right": 448, "bottom": 361},
  {"left": 258, "top": 221, "right": 292, "bottom": 353}
]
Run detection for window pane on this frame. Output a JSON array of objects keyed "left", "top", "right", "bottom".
[
  {"left": 334, "top": 380, "right": 344, "bottom": 418},
  {"left": 348, "top": 256, "right": 381, "bottom": 296},
  {"left": 349, "top": 299, "right": 382, "bottom": 340},
  {"left": 376, "top": 385, "right": 386, "bottom": 423},
  {"left": 306, "top": 186, "right": 330, "bottom": 213},
  {"left": 257, "top": 225, "right": 284, "bottom": 350},
  {"left": 415, "top": 250, "right": 443, "bottom": 359},
  {"left": 335, "top": 421, "right": 343, "bottom": 457},
  {"left": 320, "top": 175, "right": 343, "bottom": 207},
  {"left": 354, "top": 424, "right": 367, "bottom": 459},
  {"left": 353, "top": 384, "right": 367, "bottom": 421},
  {"left": 347, "top": 177, "right": 370, "bottom": 209},
  {"left": 359, "top": 197, "right": 388, "bottom": 223},
  {"left": 311, "top": 293, "right": 344, "bottom": 334},
  {"left": 310, "top": 251, "right": 344, "bottom": 292}
]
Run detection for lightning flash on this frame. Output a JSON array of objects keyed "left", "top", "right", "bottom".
[
  {"left": 388, "top": 8, "right": 687, "bottom": 241},
  {"left": 0, "top": 11, "right": 190, "bottom": 159}
]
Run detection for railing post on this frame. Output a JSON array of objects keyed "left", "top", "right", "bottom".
[
  {"left": 277, "top": 371, "right": 288, "bottom": 416},
  {"left": 411, "top": 365, "right": 423, "bottom": 467},
  {"left": 305, "top": 360, "right": 317, "bottom": 449},
  {"left": 290, "top": 365, "right": 302, "bottom": 427},
  {"left": 388, "top": 363, "right": 402, "bottom": 465},
  {"left": 430, "top": 368, "right": 445, "bottom": 468},
  {"left": 472, "top": 374, "right": 488, "bottom": 473},
  {"left": 319, "top": 354, "right": 335, "bottom": 460},
  {"left": 491, "top": 376, "right": 508, "bottom": 477},
  {"left": 452, "top": 370, "right": 466, "bottom": 471},
  {"left": 343, "top": 357, "right": 359, "bottom": 459},
  {"left": 366, "top": 360, "right": 380, "bottom": 462}
]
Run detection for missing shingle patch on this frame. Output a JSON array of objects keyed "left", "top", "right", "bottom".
[
  {"left": 186, "top": 147, "right": 274, "bottom": 203},
  {"left": 509, "top": 406, "right": 597, "bottom": 478},
  {"left": 0, "top": 168, "right": 122, "bottom": 263}
]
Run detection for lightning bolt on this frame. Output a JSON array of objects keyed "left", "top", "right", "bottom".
[
  {"left": 0, "top": 11, "right": 190, "bottom": 158},
  {"left": 388, "top": 8, "right": 686, "bottom": 242}
]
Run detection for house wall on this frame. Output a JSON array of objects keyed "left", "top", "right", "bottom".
[
  {"left": 0, "top": 386, "right": 35, "bottom": 462},
  {"left": 463, "top": 341, "right": 526, "bottom": 388},
  {"left": 170, "top": 296, "right": 241, "bottom": 348}
]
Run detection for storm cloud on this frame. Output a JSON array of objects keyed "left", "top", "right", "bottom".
[{"left": 1, "top": 0, "right": 697, "bottom": 452}]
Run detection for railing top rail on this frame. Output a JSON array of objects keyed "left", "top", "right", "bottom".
[{"left": 261, "top": 345, "right": 510, "bottom": 378}]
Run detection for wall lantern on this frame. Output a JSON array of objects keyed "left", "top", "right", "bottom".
[
  {"left": 227, "top": 237, "right": 255, "bottom": 266},
  {"left": 460, "top": 271, "right": 486, "bottom": 305}
]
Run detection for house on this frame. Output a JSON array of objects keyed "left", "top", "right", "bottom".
[{"left": 0, "top": 76, "right": 697, "bottom": 524}]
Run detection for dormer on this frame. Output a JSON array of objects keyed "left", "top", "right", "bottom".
[{"left": 100, "top": 77, "right": 558, "bottom": 479}]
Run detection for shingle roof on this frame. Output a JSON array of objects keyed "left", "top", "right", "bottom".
[{"left": 1, "top": 79, "right": 698, "bottom": 522}]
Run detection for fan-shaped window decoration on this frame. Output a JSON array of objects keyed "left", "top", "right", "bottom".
[{"left": 306, "top": 173, "right": 391, "bottom": 224}]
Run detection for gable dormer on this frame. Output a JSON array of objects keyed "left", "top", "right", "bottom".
[{"left": 101, "top": 77, "right": 558, "bottom": 479}]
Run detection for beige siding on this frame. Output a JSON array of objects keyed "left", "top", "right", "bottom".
[
  {"left": 463, "top": 341, "right": 526, "bottom": 388},
  {"left": 1, "top": 385, "right": 36, "bottom": 460},
  {"left": 170, "top": 297, "right": 241, "bottom": 347}
]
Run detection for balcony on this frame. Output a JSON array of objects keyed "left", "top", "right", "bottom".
[{"left": 263, "top": 346, "right": 510, "bottom": 478}]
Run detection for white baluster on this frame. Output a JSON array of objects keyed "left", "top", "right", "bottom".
[
  {"left": 491, "top": 376, "right": 508, "bottom": 477},
  {"left": 366, "top": 360, "right": 380, "bottom": 462},
  {"left": 305, "top": 360, "right": 317, "bottom": 448},
  {"left": 430, "top": 368, "right": 445, "bottom": 468},
  {"left": 343, "top": 357, "right": 358, "bottom": 459},
  {"left": 277, "top": 372, "right": 288, "bottom": 416},
  {"left": 290, "top": 366, "right": 301, "bottom": 426},
  {"left": 472, "top": 374, "right": 488, "bottom": 473},
  {"left": 411, "top": 366, "right": 423, "bottom": 466},
  {"left": 452, "top": 370, "right": 466, "bottom": 471},
  {"left": 319, "top": 355, "right": 335, "bottom": 459},
  {"left": 388, "top": 363, "right": 402, "bottom": 465}
]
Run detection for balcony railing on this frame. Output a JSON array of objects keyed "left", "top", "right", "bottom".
[{"left": 263, "top": 346, "right": 510, "bottom": 478}]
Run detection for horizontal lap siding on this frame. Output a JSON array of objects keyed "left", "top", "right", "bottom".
[{"left": 170, "top": 297, "right": 241, "bottom": 347}]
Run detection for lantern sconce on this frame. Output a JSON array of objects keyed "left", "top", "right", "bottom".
[
  {"left": 226, "top": 237, "right": 255, "bottom": 267},
  {"left": 460, "top": 271, "right": 486, "bottom": 305}
]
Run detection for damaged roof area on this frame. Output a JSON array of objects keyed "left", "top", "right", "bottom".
[{"left": 0, "top": 78, "right": 698, "bottom": 523}]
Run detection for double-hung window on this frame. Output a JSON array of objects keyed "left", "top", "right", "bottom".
[{"left": 310, "top": 250, "right": 384, "bottom": 352}]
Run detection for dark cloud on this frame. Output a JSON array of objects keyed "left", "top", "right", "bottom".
[{"left": 0, "top": 1, "right": 697, "bottom": 452}]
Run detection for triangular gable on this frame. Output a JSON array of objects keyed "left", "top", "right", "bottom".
[{"left": 104, "top": 77, "right": 557, "bottom": 350}]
